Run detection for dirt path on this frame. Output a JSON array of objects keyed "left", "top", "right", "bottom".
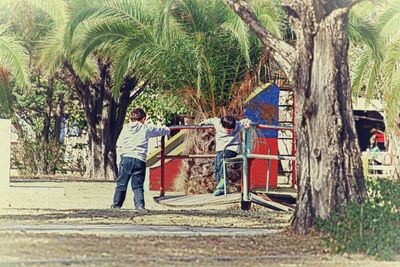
[
  {"left": 0, "top": 223, "right": 280, "bottom": 236},
  {"left": 0, "top": 181, "right": 399, "bottom": 266},
  {"left": 1, "top": 232, "right": 398, "bottom": 267}
]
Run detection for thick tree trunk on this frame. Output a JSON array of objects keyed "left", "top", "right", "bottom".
[
  {"left": 226, "top": 0, "right": 367, "bottom": 234},
  {"left": 86, "top": 125, "right": 116, "bottom": 180},
  {"left": 64, "top": 60, "right": 141, "bottom": 180},
  {"left": 291, "top": 10, "right": 366, "bottom": 234}
]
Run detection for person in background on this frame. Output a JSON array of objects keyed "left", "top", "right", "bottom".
[
  {"left": 201, "top": 115, "right": 251, "bottom": 196},
  {"left": 112, "top": 108, "right": 170, "bottom": 209},
  {"left": 370, "top": 127, "right": 385, "bottom": 152}
]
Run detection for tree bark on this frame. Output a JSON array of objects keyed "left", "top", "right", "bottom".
[
  {"left": 291, "top": 9, "right": 366, "bottom": 233},
  {"left": 64, "top": 60, "right": 141, "bottom": 180},
  {"left": 226, "top": 0, "right": 367, "bottom": 234},
  {"left": 53, "top": 92, "right": 65, "bottom": 143},
  {"left": 41, "top": 78, "right": 54, "bottom": 174}
]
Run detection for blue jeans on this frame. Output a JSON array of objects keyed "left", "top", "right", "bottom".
[
  {"left": 214, "top": 150, "right": 237, "bottom": 185},
  {"left": 112, "top": 157, "right": 146, "bottom": 209}
]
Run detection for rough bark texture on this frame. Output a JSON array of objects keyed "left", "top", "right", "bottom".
[
  {"left": 226, "top": 0, "right": 367, "bottom": 234},
  {"left": 291, "top": 7, "right": 366, "bottom": 233},
  {"left": 64, "top": 60, "right": 141, "bottom": 180}
]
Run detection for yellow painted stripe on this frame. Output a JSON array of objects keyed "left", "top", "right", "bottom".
[
  {"left": 146, "top": 130, "right": 187, "bottom": 166},
  {"left": 244, "top": 83, "right": 272, "bottom": 104}
]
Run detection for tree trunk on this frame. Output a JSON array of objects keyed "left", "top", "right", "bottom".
[
  {"left": 64, "top": 60, "right": 141, "bottom": 180},
  {"left": 291, "top": 9, "right": 366, "bottom": 234},
  {"left": 53, "top": 92, "right": 65, "bottom": 143},
  {"left": 41, "top": 78, "right": 54, "bottom": 174},
  {"left": 225, "top": 0, "right": 367, "bottom": 234}
]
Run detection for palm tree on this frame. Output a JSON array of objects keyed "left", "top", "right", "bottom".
[
  {"left": 0, "top": 24, "right": 29, "bottom": 117},
  {"left": 67, "top": 0, "right": 284, "bottom": 114},
  {"left": 10, "top": 0, "right": 149, "bottom": 180},
  {"left": 66, "top": 0, "right": 285, "bottom": 190},
  {"left": 350, "top": 0, "right": 400, "bottom": 179}
]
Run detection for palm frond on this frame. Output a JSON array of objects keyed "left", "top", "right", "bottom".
[
  {"left": 385, "top": 67, "right": 400, "bottom": 129},
  {"left": 352, "top": 49, "right": 372, "bottom": 98},
  {"left": 171, "top": 0, "right": 212, "bottom": 33},
  {"left": 27, "top": 0, "right": 67, "bottom": 27},
  {"left": 36, "top": 28, "right": 65, "bottom": 75},
  {"left": 0, "top": 26, "right": 29, "bottom": 87},
  {"left": 254, "top": 0, "right": 284, "bottom": 39},
  {"left": 78, "top": 20, "right": 142, "bottom": 65},
  {"left": 378, "top": 0, "right": 400, "bottom": 44},
  {"left": 382, "top": 41, "right": 400, "bottom": 91},
  {"left": 221, "top": 12, "right": 250, "bottom": 66},
  {"left": 67, "top": 0, "right": 153, "bottom": 43},
  {"left": 364, "top": 56, "right": 382, "bottom": 102},
  {"left": 348, "top": 11, "right": 383, "bottom": 60},
  {"left": 155, "top": 0, "right": 188, "bottom": 46}
]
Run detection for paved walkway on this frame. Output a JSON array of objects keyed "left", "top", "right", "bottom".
[{"left": 0, "top": 224, "right": 280, "bottom": 236}]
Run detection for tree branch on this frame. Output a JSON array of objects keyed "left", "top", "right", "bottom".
[
  {"left": 224, "top": 0, "right": 296, "bottom": 77},
  {"left": 129, "top": 82, "right": 147, "bottom": 103},
  {"left": 114, "top": 77, "right": 144, "bottom": 139},
  {"left": 280, "top": 0, "right": 303, "bottom": 15},
  {"left": 63, "top": 60, "right": 96, "bottom": 129},
  {"left": 347, "top": 0, "right": 365, "bottom": 9}
]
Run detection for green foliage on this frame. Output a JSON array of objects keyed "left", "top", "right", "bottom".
[
  {"left": 130, "top": 87, "right": 190, "bottom": 125},
  {"left": 317, "top": 178, "right": 400, "bottom": 260},
  {"left": 0, "top": 23, "right": 29, "bottom": 114},
  {"left": 12, "top": 138, "right": 66, "bottom": 175},
  {"left": 67, "top": 0, "right": 285, "bottom": 113},
  {"left": 7, "top": 71, "right": 85, "bottom": 175},
  {"left": 350, "top": 0, "right": 400, "bottom": 129},
  {"left": 0, "top": 25, "right": 30, "bottom": 88},
  {"left": 0, "top": 79, "right": 13, "bottom": 118}
]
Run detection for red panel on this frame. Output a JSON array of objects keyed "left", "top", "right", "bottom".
[
  {"left": 248, "top": 138, "right": 278, "bottom": 190},
  {"left": 149, "top": 160, "right": 181, "bottom": 191},
  {"left": 150, "top": 138, "right": 280, "bottom": 192}
]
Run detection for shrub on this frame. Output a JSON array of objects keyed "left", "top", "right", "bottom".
[{"left": 317, "top": 178, "right": 400, "bottom": 260}]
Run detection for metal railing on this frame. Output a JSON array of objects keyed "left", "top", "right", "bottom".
[{"left": 158, "top": 124, "right": 296, "bottom": 205}]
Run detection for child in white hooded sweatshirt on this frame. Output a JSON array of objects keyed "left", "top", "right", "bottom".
[
  {"left": 111, "top": 108, "right": 170, "bottom": 209},
  {"left": 201, "top": 115, "right": 251, "bottom": 196}
]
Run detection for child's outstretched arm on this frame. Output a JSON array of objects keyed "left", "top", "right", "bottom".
[{"left": 147, "top": 125, "right": 170, "bottom": 138}]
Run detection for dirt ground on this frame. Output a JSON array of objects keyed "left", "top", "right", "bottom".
[{"left": 0, "top": 180, "right": 399, "bottom": 266}]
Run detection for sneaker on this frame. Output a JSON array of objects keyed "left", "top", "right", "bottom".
[
  {"left": 213, "top": 189, "right": 225, "bottom": 196},
  {"left": 110, "top": 204, "right": 121, "bottom": 209}
]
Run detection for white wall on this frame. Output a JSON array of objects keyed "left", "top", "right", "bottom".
[{"left": 0, "top": 119, "right": 10, "bottom": 190}]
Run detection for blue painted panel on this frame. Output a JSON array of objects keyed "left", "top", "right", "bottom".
[{"left": 244, "top": 83, "right": 279, "bottom": 138}]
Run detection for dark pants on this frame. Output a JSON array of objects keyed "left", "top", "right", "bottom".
[
  {"left": 112, "top": 157, "right": 146, "bottom": 209},
  {"left": 214, "top": 150, "right": 237, "bottom": 184}
]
